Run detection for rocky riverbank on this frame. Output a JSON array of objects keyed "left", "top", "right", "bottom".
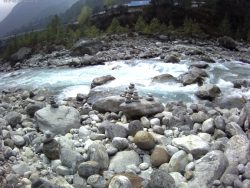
[
  {"left": 0, "top": 80, "right": 250, "bottom": 188},
  {"left": 0, "top": 34, "right": 250, "bottom": 188}
]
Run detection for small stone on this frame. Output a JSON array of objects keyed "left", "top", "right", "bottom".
[
  {"left": 87, "top": 174, "right": 106, "bottom": 188},
  {"left": 109, "top": 175, "right": 132, "bottom": 188},
  {"left": 237, "top": 164, "right": 245, "bottom": 174},
  {"left": 150, "top": 118, "right": 160, "bottom": 126},
  {"left": 78, "top": 161, "right": 100, "bottom": 178},
  {"left": 202, "top": 118, "right": 215, "bottom": 134},
  {"left": 151, "top": 147, "right": 170, "bottom": 167},
  {"left": 43, "top": 139, "right": 60, "bottom": 160},
  {"left": 12, "top": 135, "right": 25, "bottom": 147},
  {"left": 4, "top": 111, "right": 22, "bottom": 127},
  {"left": 184, "top": 171, "right": 193, "bottom": 180},
  {"left": 112, "top": 137, "right": 129, "bottom": 150},
  {"left": 139, "top": 163, "right": 149, "bottom": 170},
  {"left": 134, "top": 131, "right": 155, "bottom": 150},
  {"left": 128, "top": 120, "right": 143, "bottom": 136},
  {"left": 214, "top": 116, "right": 225, "bottom": 131},
  {"left": 168, "top": 150, "right": 189, "bottom": 173},
  {"left": 148, "top": 169, "right": 175, "bottom": 188},
  {"left": 56, "top": 165, "right": 72, "bottom": 176}
]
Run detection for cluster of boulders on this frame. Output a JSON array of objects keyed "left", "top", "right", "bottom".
[{"left": 0, "top": 86, "right": 250, "bottom": 188}]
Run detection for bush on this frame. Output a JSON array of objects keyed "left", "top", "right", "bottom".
[{"left": 107, "top": 18, "right": 127, "bottom": 34}]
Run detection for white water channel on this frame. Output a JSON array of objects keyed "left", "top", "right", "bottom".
[{"left": 0, "top": 59, "right": 249, "bottom": 103}]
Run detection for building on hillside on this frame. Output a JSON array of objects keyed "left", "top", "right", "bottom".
[{"left": 127, "top": 0, "right": 151, "bottom": 13}]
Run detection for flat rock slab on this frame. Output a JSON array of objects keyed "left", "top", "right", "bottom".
[
  {"left": 92, "top": 96, "right": 125, "bottom": 113},
  {"left": 172, "top": 135, "right": 210, "bottom": 158},
  {"left": 120, "top": 99, "right": 164, "bottom": 119},
  {"left": 35, "top": 105, "right": 80, "bottom": 135}
]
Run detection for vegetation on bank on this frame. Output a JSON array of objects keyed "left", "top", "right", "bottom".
[{"left": 2, "top": 0, "right": 250, "bottom": 59}]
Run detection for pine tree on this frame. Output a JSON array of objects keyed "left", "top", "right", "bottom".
[
  {"left": 135, "top": 16, "right": 147, "bottom": 33},
  {"left": 78, "top": 6, "right": 92, "bottom": 26},
  {"left": 107, "top": 18, "right": 124, "bottom": 34}
]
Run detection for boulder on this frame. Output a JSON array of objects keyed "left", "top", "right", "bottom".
[
  {"left": 26, "top": 102, "right": 44, "bottom": 117},
  {"left": 119, "top": 99, "right": 164, "bottom": 119},
  {"left": 78, "top": 161, "right": 100, "bottom": 178},
  {"left": 233, "top": 79, "right": 250, "bottom": 88},
  {"left": 188, "top": 150, "right": 228, "bottom": 188},
  {"left": 218, "top": 36, "right": 237, "bottom": 50},
  {"left": 214, "top": 96, "right": 246, "bottom": 109},
  {"left": 35, "top": 105, "right": 80, "bottom": 135},
  {"left": 151, "top": 146, "right": 171, "bottom": 167},
  {"left": 238, "top": 102, "right": 250, "bottom": 128},
  {"left": 195, "top": 84, "right": 221, "bottom": 100},
  {"left": 99, "top": 121, "right": 128, "bottom": 139},
  {"left": 152, "top": 74, "right": 177, "bottom": 83},
  {"left": 109, "top": 150, "right": 141, "bottom": 173},
  {"left": 168, "top": 150, "right": 189, "bottom": 172},
  {"left": 10, "top": 47, "right": 32, "bottom": 63},
  {"left": 224, "top": 135, "right": 250, "bottom": 165},
  {"left": 70, "top": 39, "right": 105, "bottom": 56},
  {"left": 91, "top": 75, "right": 116, "bottom": 88},
  {"left": 92, "top": 96, "right": 125, "bottom": 113},
  {"left": 178, "top": 72, "right": 203, "bottom": 86},
  {"left": 172, "top": 135, "right": 210, "bottom": 158}
]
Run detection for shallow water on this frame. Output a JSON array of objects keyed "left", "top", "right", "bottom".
[{"left": 0, "top": 58, "right": 249, "bottom": 103}]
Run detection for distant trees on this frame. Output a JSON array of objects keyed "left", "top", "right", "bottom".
[{"left": 78, "top": 6, "right": 92, "bottom": 25}]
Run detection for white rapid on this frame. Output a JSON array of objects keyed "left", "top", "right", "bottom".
[{"left": 0, "top": 58, "right": 250, "bottom": 103}]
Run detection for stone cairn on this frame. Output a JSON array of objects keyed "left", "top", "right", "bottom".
[
  {"left": 121, "top": 83, "right": 155, "bottom": 103},
  {"left": 49, "top": 96, "right": 59, "bottom": 108}
]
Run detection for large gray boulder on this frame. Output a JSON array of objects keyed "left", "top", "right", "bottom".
[
  {"left": 10, "top": 47, "right": 32, "bottom": 63},
  {"left": 91, "top": 75, "right": 116, "bottom": 88},
  {"left": 218, "top": 36, "right": 237, "bottom": 50},
  {"left": 188, "top": 150, "right": 228, "bottom": 188},
  {"left": 35, "top": 106, "right": 80, "bottom": 135},
  {"left": 224, "top": 135, "right": 250, "bottom": 165},
  {"left": 119, "top": 99, "right": 164, "bottom": 119},
  {"left": 195, "top": 84, "right": 221, "bottom": 100},
  {"left": 92, "top": 96, "right": 125, "bottom": 113}
]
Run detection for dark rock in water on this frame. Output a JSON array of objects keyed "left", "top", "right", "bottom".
[
  {"left": 189, "top": 67, "right": 208, "bottom": 77},
  {"left": 164, "top": 55, "right": 180, "bottom": 63},
  {"left": 195, "top": 84, "right": 221, "bottom": 100},
  {"left": 87, "top": 87, "right": 121, "bottom": 104},
  {"left": 35, "top": 105, "right": 80, "bottom": 135},
  {"left": 91, "top": 75, "right": 116, "bottom": 88},
  {"left": 152, "top": 74, "right": 177, "bottom": 83},
  {"left": 178, "top": 72, "right": 204, "bottom": 86},
  {"left": 218, "top": 36, "right": 237, "bottom": 50},
  {"left": 26, "top": 102, "right": 44, "bottom": 117},
  {"left": 233, "top": 79, "right": 250, "bottom": 88},
  {"left": 43, "top": 139, "right": 60, "bottom": 160},
  {"left": 92, "top": 96, "right": 125, "bottom": 113},
  {"left": 76, "top": 93, "right": 87, "bottom": 102},
  {"left": 120, "top": 99, "right": 164, "bottom": 119},
  {"left": 70, "top": 39, "right": 105, "bottom": 56},
  {"left": 188, "top": 150, "right": 228, "bottom": 188},
  {"left": 148, "top": 169, "right": 175, "bottom": 188},
  {"left": 189, "top": 63, "right": 209, "bottom": 69},
  {"left": 4, "top": 111, "right": 22, "bottom": 127},
  {"left": 10, "top": 47, "right": 32, "bottom": 63},
  {"left": 31, "top": 178, "right": 53, "bottom": 188},
  {"left": 200, "top": 56, "right": 216, "bottom": 63}
]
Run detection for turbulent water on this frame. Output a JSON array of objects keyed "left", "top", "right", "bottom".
[{"left": 0, "top": 58, "right": 250, "bottom": 103}]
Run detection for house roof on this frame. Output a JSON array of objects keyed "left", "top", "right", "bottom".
[{"left": 127, "top": 0, "right": 151, "bottom": 7}]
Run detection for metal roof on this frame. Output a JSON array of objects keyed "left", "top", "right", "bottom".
[{"left": 127, "top": 0, "right": 151, "bottom": 7}]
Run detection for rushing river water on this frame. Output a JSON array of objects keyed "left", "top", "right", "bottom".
[{"left": 0, "top": 59, "right": 250, "bottom": 103}]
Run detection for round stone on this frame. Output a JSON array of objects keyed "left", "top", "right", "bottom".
[
  {"left": 151, "top": 147, "right": 170, "bottom": 167},
  {"left": 42, "top": 139, "right": 60, "bottom": 160},
  {"left": 134, "top": 131, "right": 155, "bottom": 150},
  {"left": 109, "top": 175, "right": 132, "bottom": 188},
  {"left": 12, "top": 135, "right": 25, "bottom": 147},
  {"left": 78, "top": 161, "right": 100, "bottom": 178},
  {"left": 128, "top": 120, "right": 143, "bottom": 136}
]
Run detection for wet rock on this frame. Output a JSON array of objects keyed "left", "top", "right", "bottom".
[
  {"left": 218, "top": 36, "right": 237, "bottom": 50},
  {"left": 88, "top": 142, "right": 109, "bottom": 170},
  {"left": 91, "top": 75, "right": 116, "bottom": 88},
  {"left": 188, "top": 150, "right": 228, "bottom": 188},
  {"left": 152, "top": 74, "right": 177, "bottom": 83},
  {"left": 134, "top": 131, "right": 155, "bottom": 150},
  {"left": 76, "top": 93, "right": 87, "bottom": 102},
  {"left": 164, "top": 55, "right": 180, "bottom": 63},
  {"left": 148, "top": 169, "right": 175, "bottom": 188},
  {"left": 195, "top": 84, "right": 221, "bottom": 100},
  {"left": 78, "top": 161, "right": 100, "bottom": 178},
  {"left": 109, "top": 150, "right": 141, "bottom": 173},
  {"left": 224, "top": 135, "right": 250, "bottom": 165},
  {"left": 35, "top": 105, "right": 80, "bottom": 135},
  {"left": 233, "top": 79, "right": 250, "bottom": 88},
  {"left": 151, "top": 146, "right": 171, "bottom": 167},
  {"left": 120, "top": 99, "right": 164, "bottom": 119},
  {"left": 172, "top": 135, "right": 210, "bottom": 158},
  {"left": 4, "top": 111, "right": 22, "bottom": 127},
  {"left": 178, "top": 72, "right": 203, "bottom": 86},
  {"left": 92, "top": 96, "right": 125, "bottom": 113}
]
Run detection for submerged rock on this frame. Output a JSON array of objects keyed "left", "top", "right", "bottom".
[
  {"left": 195, "top": 84, "right": 221, "bottom": 100},
  {"left": 152, "top": 74, "right": 177, "bottom": 83},
  {"left": 91, "top": 75, "right": 116, "bottom": 88}
]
